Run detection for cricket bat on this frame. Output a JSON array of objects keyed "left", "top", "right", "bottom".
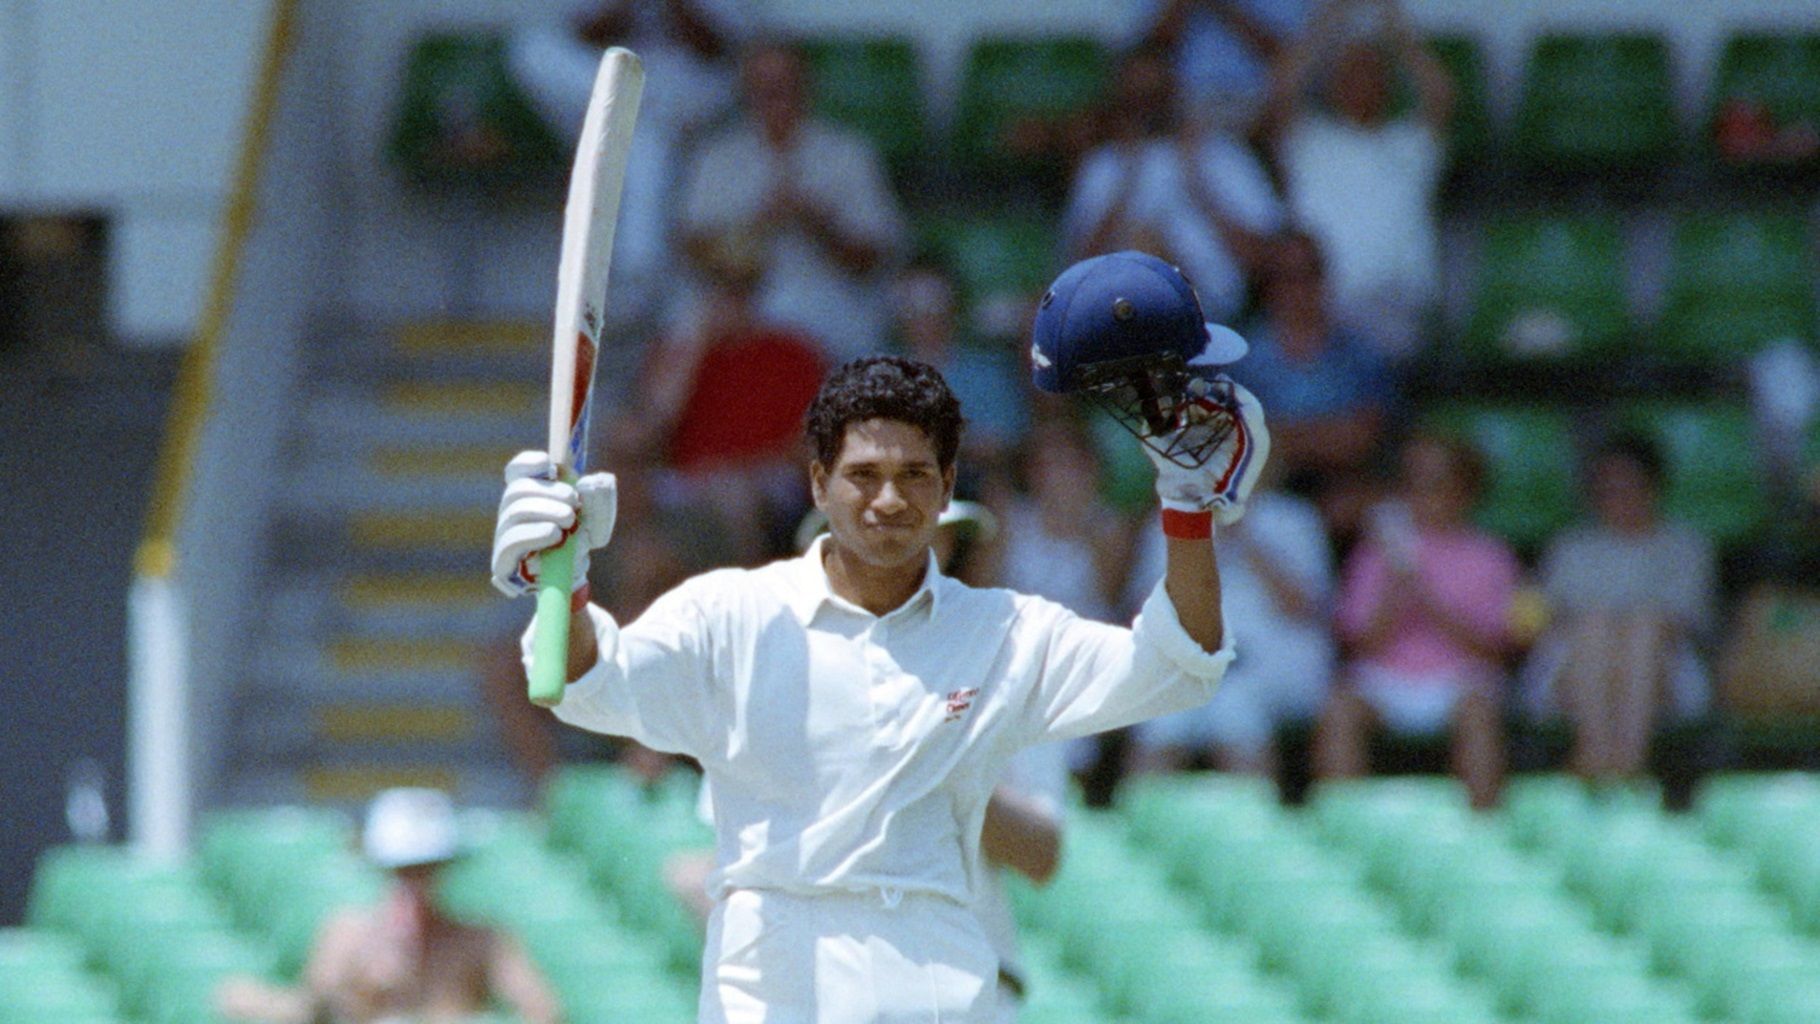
[{"left": 528, "top": 46, "right": 644, "bottom": 708}]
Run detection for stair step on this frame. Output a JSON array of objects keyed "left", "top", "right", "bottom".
[
  {"left": 383, "top": 381, "right": 540, "bottom": 418},
  {"left": 368, "top": 445, "right": 518, "bottom": 480},
  {"left": 395, "top": 319, "right": 542, "bottom": 355},
  {"left": 223, "top": 764, "right": 528, "bottom": 809},
  {"left": 327, "top": 636, "right": 482, "bottom": 674},
  {"left": 341, "top": 571, "right": 497, "bottom": 610},
  {"left": 284, "top": 465, "right": 498, "bottom": 514},
  {"left": 304, "top": 394, "right": 539, "bottom": 448},
  {"left": 348, "top": 510, "right": 495, "bottom": 552},
  {"left": 253, "top": 663, "right": 481, "bottom": 702},
  {"left": 316, "top": 702, "right": 477, "bottom": 743}
]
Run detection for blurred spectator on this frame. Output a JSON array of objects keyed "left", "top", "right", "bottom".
[
  {"left": 991, "top": 419, "right": 1131, "bottom": 624},
  {"left": 1128, "top": 0, "right": 1310, "bottom": 134},
  {"left": 1063, "top": 47, "right": 1284, "bottom": 325},
  {"left": 1236, "top": 232, "right": 1394, "bottom": 544},
  {"left": 1714, "top": 97, "right": 1820, "bottom": 166},
  {"left": 891, "top": 256, "right": 1031, "bottom": 469},
  {"left": 1314, "top": 432, "right": 1518, "bottom": 809},
  {"left": 1126, "top": 460, "right": 1336, "bottom": 776},
  {"left": 1519, "top": 435, "right": 1717, "bottom": 784},
  {"left": 217, "top": 789, "right": 559, "bottom": 1024},
  {"left": 676, "top": 41, "right": 910, "bottom": 362},
  {"left": 1265, "top": 0, "right": 1453, "bottom": 362},
  {"left": 635, "top": 233, "right": 827, "bottom": 560},
  {"left": 508, "top": 0, "right": 753, "bottom": 325}
]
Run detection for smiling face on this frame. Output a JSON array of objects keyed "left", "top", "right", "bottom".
[{"left": 811, "top": 418, "right": 954, "bottom": 570}]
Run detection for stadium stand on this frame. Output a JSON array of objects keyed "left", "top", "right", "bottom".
[
  {"left": 27, "top": 766, "right": 1820, "bottom": 1023},
  {"left": 1513, "top": 33, "right": 1678, "bottom": 173},
  {"left": 797, "top": 35, "right": 929, "bottom": 183},
  {"left": 1463, "top": 214, "right": 1632, "bottom": 365}
]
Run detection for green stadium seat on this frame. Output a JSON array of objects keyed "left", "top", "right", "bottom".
[
  {"left": 1658, "top": 297, "right": 1815, "bottom": 364},
  {"left": 1530, "top": 972, "right": 1697, "bottom": 1024},
  {"left": 952, "top": 36, "right": 1110, "bottom": 179},
  {"left": 1658, "top": 211, "right": 1816, "bottom": 362},
  {"left": 913, "top": 209, "right": 1059, "bottom": 306},
  {"left": 1616, "top": 402, "right": 1768, "bottom": 544},
  {"left": 1443, "top": 892, "right": 1589, "bottom": 981},
  {"left": 1513, "top": 33, "right": 1677, "bottom": 168},
  {"left": 1487, "top": 930, "right": 1650, "bottom": 1018},
  {"left": 1691, "top": 932, "right": 1820, "bottom": 1021},
  {"left": 1637, "top": 889, "right": 1792, "bottom": 979},
  {"left": 1709, "top": 33, "right": 1820, "bottom": 164},
  {"left": 0, "top": 929, "right": 86, "bottom": 977},
  {"left": 1665, "top": 212, "right": 1813, "bottom": 306},
  {"left": 1465, "top": 215, "right": 1631, "bottom": 362},
  {"left": 1698, "top": 774, "right": 1820, "bottom": 856},
  {"left": 797, "top": 36, "right": 926, "bottom": 179},
  {"left": 1421, "top": 404, "right": 1580, "bottom": 549},
  {"left": 198, "top": 807, "right": 352, "bottom": 895},
  {"left": 0, "top": 972, "right": 120, "bottom": 1017},
  {"left": 1428, "top": 35, "right": 1494, "bottom": 164},
  {"left": 388, "top": 32, "right": 568, "bottom": 190}
]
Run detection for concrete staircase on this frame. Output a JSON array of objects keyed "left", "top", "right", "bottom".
[{"left": 224, "top": 320, "right": 550, "bottom": 808}]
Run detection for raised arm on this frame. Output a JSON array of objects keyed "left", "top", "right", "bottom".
[
  {"left": 1260, "top": 0, "right": 1356, "bottom": 143},
  {"left": 491, "top": 451, "right": 719, "bottom": 756},
  {"left": 1379, "top": 0, "right": 1454, "bottom": 131}
]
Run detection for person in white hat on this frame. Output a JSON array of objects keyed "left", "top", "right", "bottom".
[{"left": 216, "top": 788, "right": 560, "bottom": 1024}]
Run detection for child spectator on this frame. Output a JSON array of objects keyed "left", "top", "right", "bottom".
[
  {"left": 1519, "top": 434, "right": 1717, "bottom": 783},
  {"left": 1314, "top": 432, "right": 1518, "bottom": 809}
]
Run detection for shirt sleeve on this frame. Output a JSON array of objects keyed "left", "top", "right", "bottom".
[
  {"left": 529, "top": 581, "right": 720, "bottom": 758},
  {"left": 1025, "top": 581, "right": 1234, "bottom": 744}
]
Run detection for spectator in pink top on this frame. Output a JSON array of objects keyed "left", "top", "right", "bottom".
[{"left": 1313, "top": 431, "right": 1518, "bottom": 808}]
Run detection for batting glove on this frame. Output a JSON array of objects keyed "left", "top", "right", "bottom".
[
  {"left": 490, "top": 450, "right": 617, "bottom": 598},
  {"left": 1144, "top": 377, "right": 1270, "bottom": 528}
]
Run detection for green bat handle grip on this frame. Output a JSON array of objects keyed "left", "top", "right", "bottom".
[{"left": 528, "top": 539, "right": 575, "bottom": 707}]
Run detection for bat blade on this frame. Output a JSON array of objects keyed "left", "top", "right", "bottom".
[{"left": 530, "top": 46, "right": 644, "bottom": 708}]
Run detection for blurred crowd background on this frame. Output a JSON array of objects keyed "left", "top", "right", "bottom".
[
  {"left": 453, "top": 0, "right": 1820, "bottom": 815},
  {"left": 7, "top": 1, "right": 1820, "bottom": 1022}
]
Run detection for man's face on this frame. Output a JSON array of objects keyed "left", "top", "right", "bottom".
[
  {"left": 744, "top": 47, "right": 807, "bottom": 141},
  {"left": 1331, "top": 45, "right": 1392, "bottom": 126},
  {"left": 811, "top": 418, "right": 954, "bottom": 570}
]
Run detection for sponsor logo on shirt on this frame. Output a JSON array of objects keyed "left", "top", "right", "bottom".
[{"left": 944, "top": 687, "right": 979, "bottom": 723}]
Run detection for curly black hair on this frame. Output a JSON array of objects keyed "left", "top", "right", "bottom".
[{"left": 805, "top": 355, "right": 965, "bottom": 470}]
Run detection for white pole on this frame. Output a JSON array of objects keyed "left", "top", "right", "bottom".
[{"left": 128, "top": 572, "right": 190, "bottom": 859}]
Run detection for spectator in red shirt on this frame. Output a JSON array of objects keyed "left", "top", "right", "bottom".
[{"left": 632, "top": 233, "right": 827, "bottom": 559}]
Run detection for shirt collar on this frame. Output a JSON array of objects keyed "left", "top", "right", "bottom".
[{"left": 787, "top": 534, "right": 944, "bottom": 626}]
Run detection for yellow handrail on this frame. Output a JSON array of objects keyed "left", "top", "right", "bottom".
[{"left": 134, "top": 0, "right": 299, "bottom": 579}]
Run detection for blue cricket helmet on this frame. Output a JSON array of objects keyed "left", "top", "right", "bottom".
[{"left": 1030, "top": 250, "right": 1247, "bottom": 394}]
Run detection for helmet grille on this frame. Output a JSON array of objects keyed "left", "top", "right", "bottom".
[{"left": 1076, "top": 355, "right": 1237, "bottom": 469}]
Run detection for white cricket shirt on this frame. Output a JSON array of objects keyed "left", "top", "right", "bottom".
[{"left": 538, "top": 536, "right": 1233, "bottom": 906}]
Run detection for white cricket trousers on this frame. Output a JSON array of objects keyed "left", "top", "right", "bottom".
[{"left": 699, "top": 887, "right": 1002, "bottom": 1023}]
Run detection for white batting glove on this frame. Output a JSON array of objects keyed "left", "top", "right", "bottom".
[
  {"left": 490, "top": 450, "right": 617, "bottom": 598},
  {"left": 1144, "top": 378, "right": 1270, "bottom": 527}
]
